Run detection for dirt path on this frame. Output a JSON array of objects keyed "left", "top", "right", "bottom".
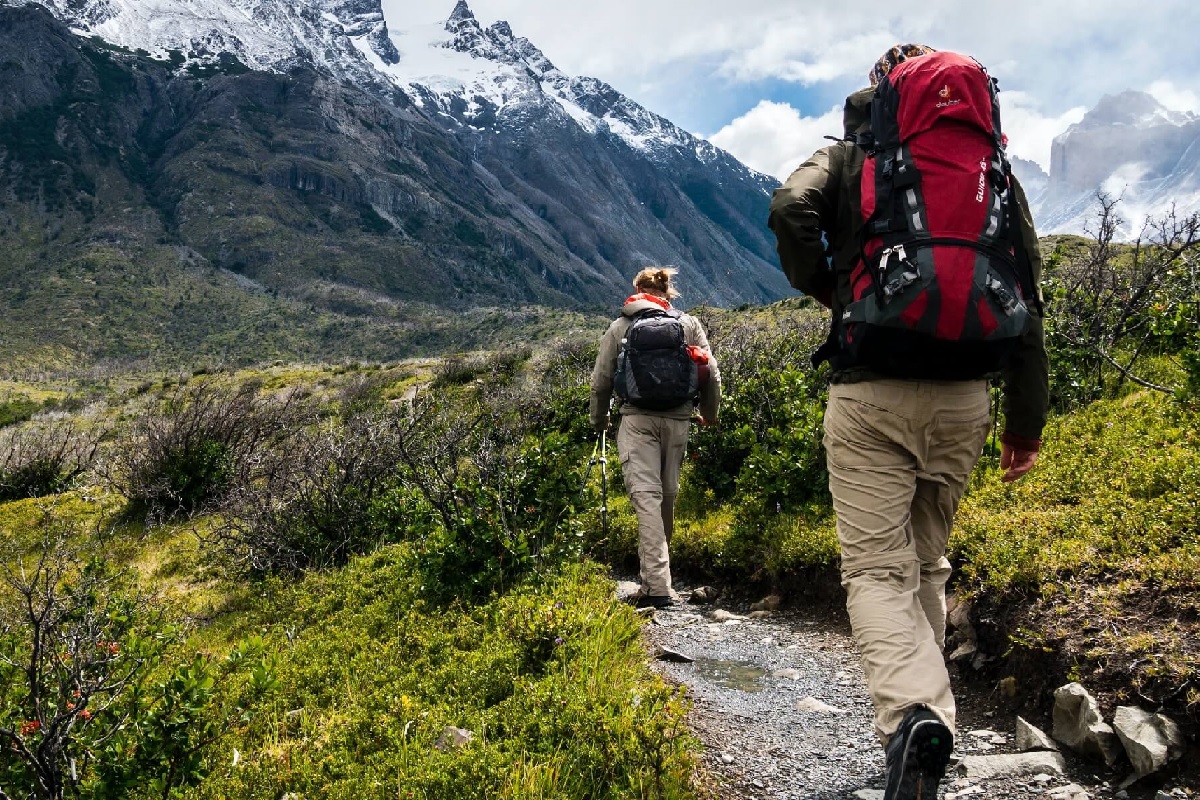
[{"left": 623, "top": 581, "right": 1173, "bottom": 800}]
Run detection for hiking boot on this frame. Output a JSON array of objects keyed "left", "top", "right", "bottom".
[
  {"left": 883, "top": 707, "right": 953, "bottom": 800},
  {"left": 634, "top": 594, "right": 674, "bottom": 609}
]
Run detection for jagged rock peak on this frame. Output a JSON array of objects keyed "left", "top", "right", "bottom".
[
  {"left": 440, "top": 5, "right": 558, "bottom": 76},
  {"left": 1081, "top": 90, "right": 1196, "bottom": 129},
  {"left": 447, "top": 0, "right": 475, "bottom": 24}
]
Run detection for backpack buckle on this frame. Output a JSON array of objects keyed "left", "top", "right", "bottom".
[
  {"left": 878, "top": 245, "right": 919, "bottom": 300},
  {"left": 986, "top": 275, "right": 1020, "bottom": 315}
]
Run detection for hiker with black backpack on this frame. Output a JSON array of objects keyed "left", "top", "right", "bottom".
[
  {"left": 589, "top": 267, "right": 721, "bottom": 610},
  {"left": 768, "top": 45, "right": 1049, "bottom": 800}
]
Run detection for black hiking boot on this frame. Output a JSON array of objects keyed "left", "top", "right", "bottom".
[
  {"left": 633, "top": 594, "right": 673, "bottom": 609},
  {"left": 883, "top": 707, "right": 953, "bottom": 800}
]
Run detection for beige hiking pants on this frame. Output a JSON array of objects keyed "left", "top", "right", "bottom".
[
  {"left": 617, "top": 413, "right": 691, "bottom": 596},
  {"left": 822, "top": 378, "right": 991, "bottom": 743}
]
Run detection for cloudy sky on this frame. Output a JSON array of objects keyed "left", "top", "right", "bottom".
[{"left": 381, "top": 1, "right": 1200, "bottom": 181}]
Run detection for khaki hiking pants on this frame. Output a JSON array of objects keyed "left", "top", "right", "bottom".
[
  {"left": 617, "top": 413, "right": 691, "bottom": 597},
  {"left": 822, "top": 378, "right": 991, "bottom": 744}
]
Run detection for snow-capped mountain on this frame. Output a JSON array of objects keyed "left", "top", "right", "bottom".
[
  {"left": 1023, "top": 91, "right": 1200, "bottom": 237},
  {"left": 22, "top": 0, "right": 399, "bottom": 84},
  {"left": 382, "top": 2, "right": 736, "bottom": 166},
  {"left": 0, "top": 0, "right": 791, "bottom": 308}
]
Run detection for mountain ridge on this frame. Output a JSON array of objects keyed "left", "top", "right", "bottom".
[
  {"left": 1020, "top": 89, "right": 1200, "bottom": 236},
  {"left": 0, "top": 0, "right": 793, "bottom": 367}
]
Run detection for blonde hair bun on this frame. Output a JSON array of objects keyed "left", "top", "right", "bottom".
[{"left": 632, "top": 266, "right": 681, "bottom": 299}]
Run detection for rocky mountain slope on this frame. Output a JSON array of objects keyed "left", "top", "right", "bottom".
[
  {"left": 0, "top": 0, "right": 791, "bottom": 367},
  {"left": 1014, "top": 91, "right": 1200, "bottom": 237}
]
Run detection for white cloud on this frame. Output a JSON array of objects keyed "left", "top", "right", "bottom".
[
  {"left": 388, "top": 0, "right": 1200, "bottom": 177},
  {"left": 1000, "top": 92, "right": 1087, "bottom": 173},
  {"left": 707, "top": 101, "right": 842, "bottom": 181},
  {"left": 1146, "top": 81, "right": 1200, "bottom": 115},
  {"left": 390, "top": 1, "right": 1199, "bottom": 100}
]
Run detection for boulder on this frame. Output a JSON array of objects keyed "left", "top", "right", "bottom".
[
  {"left": 1052, "top": 683, "right": 1122, "bottom": 766},
  {"left": 749, "top": 594, "right": 782, "bottom": 612},
  {"left": 957, "top": 751, "right": 1067, "bottom": 779},
  {"left": 1015, "top": 716, "right": 1059, "bottom": 752},
  {"left": 1112, "top": 706, "right": 1185, "bottom": 777},
  {"left": 434, "top": 726, "right": 474, "bottom": 750}
]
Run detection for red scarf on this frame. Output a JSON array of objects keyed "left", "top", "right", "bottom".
[{"left": 624, "top": 292, "right": 671, "bottom": 310}]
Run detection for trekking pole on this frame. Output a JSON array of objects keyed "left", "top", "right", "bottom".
[
  {"left": 578, "top": 438, "right": 600, "bottom": 499},
  {"left": 599, "top": 425, "right": 610, "bottom": 555},
  {"left": 989, "top": 381, "right": 1001, "bottom": 463}
]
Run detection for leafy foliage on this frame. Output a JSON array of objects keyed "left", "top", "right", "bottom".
[
  {"left": 105, "top": 381, "right": 302, "bottom": 520},
  {"left": 0, "top": 420, "right": 99, "bottom": 502},
  {"left": 1042, "top": 197, "right": 1200, "bottom": 409},
  {"left": 954, "top": 391, "right": 1200, "bottom": 595},
  {"left": 190, "top": 555, "right": 694, "bottom": 800},
  {"left": 0, "top": 526, "right": 277, "bottom": 800}
]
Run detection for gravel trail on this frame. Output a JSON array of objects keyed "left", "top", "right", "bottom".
[{"left": 623, "top": 582, "right": 1172, "bottom": 800}]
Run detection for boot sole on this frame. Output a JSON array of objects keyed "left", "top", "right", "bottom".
[{"left": 887, "top": 718, "right": 953, "bottom": 800}]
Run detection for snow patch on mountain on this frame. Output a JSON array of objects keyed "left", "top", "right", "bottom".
[
  {"left": 1032, "top": 91, "right": 1200, "bottom": 237},
  {"left": 8, "top": 0, "right": 796, "bottom": 201},
  {"left": 377, "top": 0, "right": 716, "bottom": 162},
  {"left": 6, "top": 0, "right": 398, "bottom": 81}
]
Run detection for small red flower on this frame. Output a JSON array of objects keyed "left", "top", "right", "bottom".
[
  {"left": 78, "top": 710, "right": 92, "bottom": 721},
  {"left": 18, "top": 720, "right": 40, "bottom": 736}
]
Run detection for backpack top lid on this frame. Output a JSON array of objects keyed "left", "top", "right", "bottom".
[{"left": 879, "top": 50, "right": 998, "bottom": 145}]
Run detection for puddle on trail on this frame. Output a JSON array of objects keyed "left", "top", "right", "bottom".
[{"left": 692, "top": 658, "right": 767, "bottom": 692}]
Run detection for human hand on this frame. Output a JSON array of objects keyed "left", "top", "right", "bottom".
[
  {"left": 1000, "top": 444, "right": 1038, "bottom": 482},
  {"left": 593, "top": 416, "right": 610, "bottom": 435},
  {"left": 693, "top": 415, "right": 714, "bottom": 428}
]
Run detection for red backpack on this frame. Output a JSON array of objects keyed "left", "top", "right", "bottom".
[{"left": 832, "top": 51, "right": 1035, "bottom": 379}]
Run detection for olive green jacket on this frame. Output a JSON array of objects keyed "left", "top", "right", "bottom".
[
  {"left": 767, "top": 87, "right": 1050, "bottom": 446},
  {"left": 589, "top": 297, "right": 722, "bottom": 429}
]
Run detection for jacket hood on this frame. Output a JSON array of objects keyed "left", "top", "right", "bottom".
[
  {"left": 622, "top": 297, "right": 671, "bottom": 317},
  {"left": 843, "top": 87, "right": 874, "bottom": 138}
]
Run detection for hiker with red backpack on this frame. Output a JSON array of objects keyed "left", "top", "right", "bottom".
[
  {"left": 590, "top": 267, "right": 721, "bottom": 610},
  {"left": 768, "top": 44, "right": 1049, "bottom": 799}
]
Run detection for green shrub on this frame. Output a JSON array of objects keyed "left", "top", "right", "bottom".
[
  {"left": 953, "top": 391, "right": 1200, "bottom": 595},
  {"left": 683, "top": 317, "right": 829, "bottom": 514},
  {"left": 0, "top": 530, "right": 277, "bottom": 800},
  {"left": 0, "top": 421, "right": 99, "bottom": 501},
  {"left": 0, "top": 395, "right": 39, "bottom": 428},
  {"left": 107, "top": 381, "right": 302, "bottom": 520},
  {"left": 217, "top": 409, "right": 408, "bottom": 574},
  {"left": 191, "top": 553, "right": 695, "bottom": 800}
]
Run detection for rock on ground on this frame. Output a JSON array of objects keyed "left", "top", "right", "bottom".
[{"left": 633, "top": 579, "right": 1175, "bottom": 799}]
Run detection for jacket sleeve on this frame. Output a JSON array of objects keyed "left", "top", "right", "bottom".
[
  {"left": 589, "top": 320, "right": 623, "bottom": 428},
  {"left": 1000, "top": 175, "right": 1050, "bottom": 449},
  {"left": 686, "top": 317, "right": 722, "bottom": 424},
  {"left": 767, "top": 145, "right": 843, "bottom": 308}
]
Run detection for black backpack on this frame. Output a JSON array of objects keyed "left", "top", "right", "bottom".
[{"left": 614, "top": 309, "right": 699, "bottom": 411}]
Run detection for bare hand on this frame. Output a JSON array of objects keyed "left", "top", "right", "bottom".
[
  {"left": 1000, "top": 444, "right": 1038, "bottom": 482},
  {"left": 693, "top": 415, "right": 714, "bottom": 428}
]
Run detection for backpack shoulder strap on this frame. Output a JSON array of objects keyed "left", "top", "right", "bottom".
[{"left": 1005, "top": 196, "right": 1045, "bottom": 317}]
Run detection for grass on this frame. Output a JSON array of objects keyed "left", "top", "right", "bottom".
[
  {"left": 954, "top": 391, "right": 1200, "bottom": 596},
  {"left": 2, "top": 330, "right": 1198, "bottom": 800},
  {"left": 0, "top": 360, "right": 697, "bottom": 800}
]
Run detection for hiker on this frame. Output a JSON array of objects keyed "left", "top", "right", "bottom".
[
  {"left": 589, "top": 267, "right": 721, "bottom": 610},
  {"left": 768, "top": 45, "right": 1049, "bottom": 799}
]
